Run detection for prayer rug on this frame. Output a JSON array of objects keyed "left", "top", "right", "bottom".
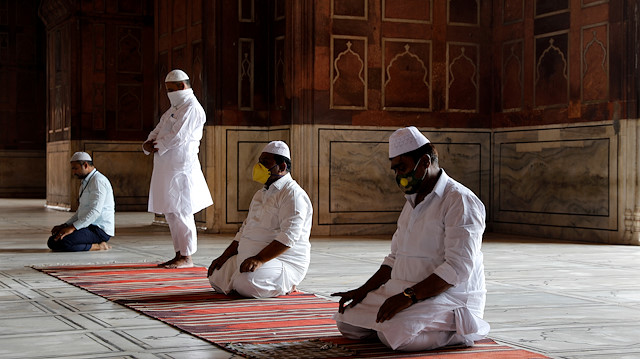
[{"left": 37, "top": 264, "right": 548, "bottom": 358}]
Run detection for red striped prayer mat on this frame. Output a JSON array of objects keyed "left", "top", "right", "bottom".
[{"left": 37, "top": 264, "right": 548, "bottom": 359}]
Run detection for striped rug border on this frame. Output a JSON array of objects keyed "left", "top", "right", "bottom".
[{"left": 35, "top": 263, "right": 549, "bottom": 359}]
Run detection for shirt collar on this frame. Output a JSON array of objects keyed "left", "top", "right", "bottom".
[
  {"left": 404, "top": 169, "right": 448, "bottom": 207},
  {"left": 265, "top": 172, "right": 292, "bottom": 191},
  {"left": 431, "top": 169, "right": 448, "bottom": 197},
  {"left": 83, "top": 169, "right": 97, "bottom": 184}
]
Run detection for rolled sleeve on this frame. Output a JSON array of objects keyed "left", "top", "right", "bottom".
[
  {"left": 433, "top": 261, "right": 459, "bottom": 286},
  {"left": 155, "top": 141, "right": 169, "bottom": 156},
  {"left": 275, "top": 193, "right": 311, "bottom": 247},
  {"left": 435, "top": 194, "right": 486, "bottom": 286}
]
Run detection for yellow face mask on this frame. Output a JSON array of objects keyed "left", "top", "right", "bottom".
[{"left": 252, "top": 163, "right": 276, "bottom": 184}]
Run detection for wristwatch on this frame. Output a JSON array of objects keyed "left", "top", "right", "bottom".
[{"left": 403, "top": 287, "right": 417, "bottom": 304}]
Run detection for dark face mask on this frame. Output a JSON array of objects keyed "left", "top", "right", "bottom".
[{"left": 395, "top": 157, "right": 427, "bottom": 194}]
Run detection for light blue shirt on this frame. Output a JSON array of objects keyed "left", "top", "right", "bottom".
[{"left": 66, "top": 169, "right": 115, "bottom": 236}]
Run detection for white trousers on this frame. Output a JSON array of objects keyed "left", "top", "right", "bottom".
[
  {"left": 335, "top": 321, "right": 467, "bottom": 351},
  {"left": 164, "top": 212, "right": 197, "bottom": 256},
  {"left": 208, "top": 255, "right": 293, "bottom": 298}
]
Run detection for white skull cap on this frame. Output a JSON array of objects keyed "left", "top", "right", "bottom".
[
  {"left": 70, "top": 151, "right": 92, "bottom": 162},
  {"left": 388, "top": 126, "right": 430, "bottom": 158},
  {"left": 262, "top": 141, "right": 290, "bottom": 160},
  {"left": 165, "top": 69, "right": 189, "bottom": 82}
]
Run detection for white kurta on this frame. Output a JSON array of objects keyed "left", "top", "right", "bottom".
[
  {"left": 333, "top": 170, "right": 489, "bottom": 350},
  {"left": 144, "top": 92, "right": 213, "bottom": 215},
  {"left": 209, "top": 173, "right": 313, "bottom": 297}
]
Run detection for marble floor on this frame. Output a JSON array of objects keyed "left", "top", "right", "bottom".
[{"left": 1, "top": 199, "right": 639, "bottom": 359}]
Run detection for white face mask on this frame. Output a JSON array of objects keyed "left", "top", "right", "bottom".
[{"left": 166, "top": 88, "right": 193, "bottom": 108}]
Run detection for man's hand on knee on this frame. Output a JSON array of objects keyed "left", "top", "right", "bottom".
[
  {"left": 207, "top": 254, "right": 233, "bottom": 276},
  {"left": 55, "top": 225, "right": 76, "bottom": 240},
  {"left": 240, "top": 256, "right": 264, "bottom": 273}
]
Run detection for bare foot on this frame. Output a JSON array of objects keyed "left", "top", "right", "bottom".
[
  {"left": 287, "top": 285, "right": 298, "bottom": 294},
  {"left": 163, "top": 256, "right": 193, "bottom": 269},
  {"left": 159, "top": 252, "right": 180, "bottom": 267},
  {"left": 90, "top": 242, "right": 111, "bottom": 251}
]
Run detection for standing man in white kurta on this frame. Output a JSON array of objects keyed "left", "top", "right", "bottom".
[
  {"left": 332, "top": 126, "right": 489, "bottom": 351},
  {"left": 143, "top": 69, "right": 213, "bottom": 269},
  {"left": 207, "top": 141, "right": 313, "bottom": 298}
]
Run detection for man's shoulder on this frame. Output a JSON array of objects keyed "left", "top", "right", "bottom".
[
  {"left": 282, "top": 179, "right": 311, "bottom": 199},
  {"left": 186, "top": 97, "right": 205, "bottom": 113},
  {"left": 94, "top": 171, "right": 114, "bottom": 188},
  {"left": 441, "top": 176, "right": 484, "bottom": 208}
]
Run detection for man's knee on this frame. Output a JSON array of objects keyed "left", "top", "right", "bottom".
[
  {"left": 378, "top": 330, "right": 457, "bottom": 351},
  {"left": 232, "top": 273, "right": 282, "bottom": 298},
  {"left": 47, "top": 236, "right": 60, "bottom": 251},
  {"left": 336, "top": 321, "right": 377, "bottom": 340}
]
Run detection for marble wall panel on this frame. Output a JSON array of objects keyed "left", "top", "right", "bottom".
[
  {"left": 318, "top": 129, "right": 399, "bottom": 227},
  {"left": 45, "top": 141, "right": 153, "bottom": 211},
  {"left": 46, "top": 141, "right": 72, "bottom": 209},
  {"left": 317, "top": 128, "right": 490, "bottom": 231},
  {"left": 0, "top": 150, "right": 45, "bottom": 198},
  {"left": 224, "top": 128, "right": 291, "bottom": 224},
  {"left": 82, "top": 142, "right": 153, "bottom": 211},
  {"left": 493, "top": 124, "right": 617, "bottom": 231}
]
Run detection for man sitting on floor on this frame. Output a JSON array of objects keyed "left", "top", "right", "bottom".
[
  {"left": 332, "top": 126, "right": 489, "bottom": 351},
  {"left": 207, "top": 141, "right": 313, "bottom": 298},
  {"left": 48, "top": 152, "right": 115, "bottom": 252}
]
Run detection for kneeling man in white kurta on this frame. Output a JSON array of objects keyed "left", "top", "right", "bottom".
[
  {"left": 332, "top": 126, "right": 489, "bottom": 352},
  {"left": 143, "top": 69, "right": 213, "bottom": 269},
  {"left": 207, "top": 141, "right": 313, "bottom": 298}
]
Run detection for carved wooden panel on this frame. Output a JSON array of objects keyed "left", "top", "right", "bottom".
[
  {"left": 0, "top": 1, "right": 45, "bottom": 152},
  {"left": 503, "top": 0, "right": 523, "bottom": 24},
  {"left": 48, "top": 26, "right": 71, "bottom": 140},
  {"left": 448, "top": 0, "right": 479, "bottom": 26},
  {"left": 332, "top": 0, "right": 367, "bottom": 19},
  {"left": 274, "top": 36, "right": 286, "bottom": 109},
  {"left": 534, "top": 33, "right": 569, "bottom": 108},
  {"left": 156, "top": 0, "right": 204, "bottom": 119},
  {"left": 117, "top": 27, "right": 142, "bottom": 73},
  {"left": 383, "top": 0, "right": 431, "bottom": 23},
  {"left": 275, "top": 0, "right": 285, "bottom": 20},
  {"left": 383, "top": 39, "right": 432, "bottom": 111},
  {"left": 330, "top": 36, "right": 367, "bottom": 110},
  {"left": 173, "top": 0, "right": 187, "bottom": 31},
  {"left": 191, "top": 41, "right": 203, "bottom": 99},
  {"left": 582, "top": 0, "right": 608, "bottom": 7},
  {"left": 535, "top": 0, "right": 569, "bottom": 17},
  {"left": 157, "top": 51, "right": 169, "bottom": 114},
  {"left": 447, "top": 43, "right": 479, "bottom": 112},
  {"left": 581, "top": 23, "right": 608, "bottom": 103},
  {"left": 117, "top": 85, "right": 143, "bottom": 131},
  {"left": 238, "top": 38, "right": 254, "bottom": 110},
  {"left": 239, "top": 0, "right": 254, "bottom": 22},
  {"left": 158, "top": 0, "right": 169, "bottom": 37},
  {"left": 502, "top": 39, "right": 524, "bottom": 111}
]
